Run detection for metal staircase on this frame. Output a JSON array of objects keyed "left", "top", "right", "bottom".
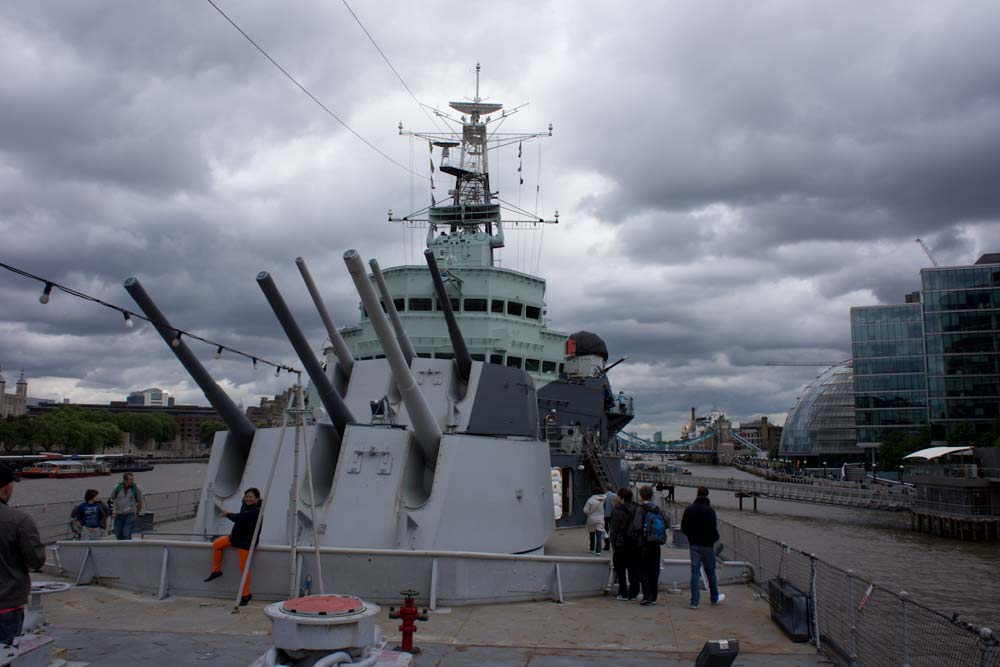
[{"left": 582, "top": 429, "right": 614, "bottom": 491}]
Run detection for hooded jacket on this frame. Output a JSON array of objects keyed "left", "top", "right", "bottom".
[
  {"left": 681, "top": 496, "right": 720, "bottom": 547},
  {"left": 226, "top": 502, "right": 261, "bottom": 551},
  {"left": 582, "top": 493, "right": 606, "bottom": 532}
]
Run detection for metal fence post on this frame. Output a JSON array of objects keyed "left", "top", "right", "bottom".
[
  {"left": 756, "top": 533, "right": 762, "bottom": 582},
  {"left": 810, "top": 554, "right": 821, "bottom": 651},
  {"left": 900, "top": 591, "right": 911, "bottom": 667},
  {"left": 847, "top": 569, "right": 858, "bottom": 666}
]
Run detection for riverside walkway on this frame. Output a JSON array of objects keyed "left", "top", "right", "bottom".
[{"left": 635, "top": 471, "right": 913, "bottom": 512}]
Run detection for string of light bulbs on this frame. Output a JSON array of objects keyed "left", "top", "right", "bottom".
[{"left": 0, "top": 260, "right": 300, "bottom": 376}]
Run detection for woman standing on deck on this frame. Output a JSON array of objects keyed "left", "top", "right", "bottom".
[
  {"left": 583, "top": 487, "right": 607, "bottom": 555},
  {"left": 204, "top": 487, "right": 261, "bottom": 606}
]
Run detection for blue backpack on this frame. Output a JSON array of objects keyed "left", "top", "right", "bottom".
[{"left": 644, "top": 508, "right": 668, "bottom": 545}]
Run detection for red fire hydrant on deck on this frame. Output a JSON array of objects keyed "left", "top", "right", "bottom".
[{"left": 388, "top": 589, "right": 428, "bottom": 654}]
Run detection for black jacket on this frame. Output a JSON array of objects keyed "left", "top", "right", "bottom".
[
  {"left": 681, "top": 497, "right": 719, "bottom": 547},
  {"left": 0, "top": 500, "right": 46, "bottom": 609},
  {"left": 609, "top": 502, "right": 633, "bottom": 548},
  {"left": 226, "top": 503, "right": 261, "bottom": 550}
]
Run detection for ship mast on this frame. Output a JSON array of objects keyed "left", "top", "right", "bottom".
[{"left": 392, "top": 64, "right": 556, "bottom": 263}]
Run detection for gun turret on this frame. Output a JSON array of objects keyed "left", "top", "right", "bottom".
[
  {"left": 124, "top": 277, "right": 254, "bottom": 496},
  {"left": 369, "top": 258, "right": 416, "bottom": 365},
  {"left": 256, "top": 272, "right": 355, "bottom": 436},
  {"left": 344, "top": 250, "right": 442, "bottom": 467},
  {"left": 295, "top": 257, "right": 354, "bottom": 377},
  {"left": 424, "top": 249, "right": 472, "bottom": 383}
]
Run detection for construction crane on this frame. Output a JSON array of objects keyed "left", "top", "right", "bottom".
[{"left": 915, "top": 238, "right": 940, "bottom": 267}]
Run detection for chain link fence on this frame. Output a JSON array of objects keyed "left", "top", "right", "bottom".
[
  {"left": 716, "top": 517, "right": 1000, "bottom": 666},
  {"left": 15, "top": 488, "right": 201, "bottom": 544}
]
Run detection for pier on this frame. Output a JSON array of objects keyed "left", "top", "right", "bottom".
[{"left": 635, "top": 471, "right": 913, "bottom": 512}]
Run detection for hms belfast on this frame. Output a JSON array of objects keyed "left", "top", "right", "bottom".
[{"left": 335, "top": 66, "right": 632, "bottom": 525}]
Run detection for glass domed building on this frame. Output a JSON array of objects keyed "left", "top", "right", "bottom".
[{"left": 779, "top": 361, "right": 861, "bottom": 466}]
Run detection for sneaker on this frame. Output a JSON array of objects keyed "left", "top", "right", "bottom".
[
  {"left": 639, "top": 599, "right": 651, "bottom": 606},
  {"left": 711, "top": 593, "right": 726, "bottom": 606},
  {"left": 204, "top": 571, "right": 222, "bottom": 582},
  {"left": 239, "top": 594, "right": 253, "bottom": 606},
  {"left": 690, "top": 603, "right": 699, "bottom": 610},
  {"left": 645, "top": 600, "right": 658, "bottom": 606},
  {"left": 614, "top": 595, "right": 629, "bottom": 601}
]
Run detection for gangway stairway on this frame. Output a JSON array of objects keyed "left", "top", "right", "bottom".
[{"left": 582, "top": 429, "right": 614, "bottom": 492}]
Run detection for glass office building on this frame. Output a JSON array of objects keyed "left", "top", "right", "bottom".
[
  {"left": 921, "top": 259, "right": 1000, "bottom": 441},
  {"left": 779, "top": 361, "right": 859, "bottom": 464},
  {"left": 850, "top": 303, "right": 928, "bottom": 449}
]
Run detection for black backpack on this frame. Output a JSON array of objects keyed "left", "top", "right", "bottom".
[{"left": 627, "top": 503, "right": 647, "bottom": 546}]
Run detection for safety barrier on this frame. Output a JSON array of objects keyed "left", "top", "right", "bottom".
[
  {"left": 15, "top": 488, "right": 201, "bottom": 544},
  {"left": 715, "top": 517, "right": 1000, "bottom": 666}
]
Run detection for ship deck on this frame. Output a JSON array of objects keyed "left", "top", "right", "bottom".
[{"left": 38, "top": 528, "right": 827, "bottom": 666}]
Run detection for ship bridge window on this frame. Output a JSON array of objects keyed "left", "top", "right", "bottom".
[
  {"left": 507, "top": 301, "right": 523, "bottom": 316},
  {"left": 525, "top": 305, "right": 541, "bottom": 320},
  {"left": 436, "top": 297, "right": 460, "bottom": 311},
  {"left": 464, "top": 298, "right": 488, "bottom": 312},
  {"left": 417, "top": 352, "right": 432, "bottom": 358},
  {"left": 393, "top": 298, "right": 405, "bottom": 312},
  {"left": 409, "top": 298, "right": 432, "bottom": 311},
  {"left": 542, "top": 360, "right": 557, "bottom": 374},
  {"left": 525, "top": 358, "right": 540, "bottom": 372},
  {"left": 471, "top": 353, "right": 485, "bottom": 361},
  {"left": 491, "top": 299, "right": 505, "bottom": 313},
  {"left": 489, "top": 354, "right": 504, "bottom": 364},
  {"left": 435, "top": 352, "right": 455, "bottom": 359},
  {"left": 506, "top": 355, "right": 523, "bottom": 369}
]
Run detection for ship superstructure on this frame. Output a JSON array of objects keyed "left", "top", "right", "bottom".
[
  {"left": 339, "top": 65, "right": 568, "bottom": 387},
  {"left": 338, "top": 67, "right": 634, "bottom": 525}
]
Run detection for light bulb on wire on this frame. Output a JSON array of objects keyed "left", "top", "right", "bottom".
[
  {"left": 123, "top": 312, "right": 134, "bottom": 328},
  {"left": 39, "top": 283, "right": 53, "bottom": 304},
  {"left": 215, "top": 346, "right": 224, "bottom": 359},
  {"left": 252, "top": 357, "right": 258, "bottom": 370},
  {"left": 171, "top": 332, "right": 182, "bottom": 348}
]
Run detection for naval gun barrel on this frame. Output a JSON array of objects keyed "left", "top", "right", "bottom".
[
  {"left": 123, "top": 277, "right": 255, "bottom": 451},
  {"left": 256, "top": 272, "right": 355, "bottom": 436},
  {"left": 344, "top": 250, "right": 441, "bottom": 467},
  {"left": 424, "top": 249, "right": 472, "bottom": 383},
  {"left": 295, "top": 257, "right": 354, "bottom": 376},
  {"left": 369, "top": 258, "right": 416, "bottom": 365}
]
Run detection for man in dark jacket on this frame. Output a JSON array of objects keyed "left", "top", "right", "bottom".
[
  {"left": 0, "top": 464, "right": 46, "bottom": 644},
  {"left": 608, "top": 488, "right": 640, "bottom": 600},
  {"left": 681, "top": 486, "right": 725, "bottom": 609},
  {"left": 637, "top": 485, "right": 664, "bottom": 606}
]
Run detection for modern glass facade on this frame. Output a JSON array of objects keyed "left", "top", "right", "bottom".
[
  {"left": 779, "top": 361, "right": 859, "bottom": 462},
  {"left": 922, "top": 262, "right": 1000, "bottom": 440},
  {"left": 850, "top": 304, "right": 928, "bottom": 447}
]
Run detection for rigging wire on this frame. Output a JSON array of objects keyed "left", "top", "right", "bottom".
[
  {"left": 0, "top": 260, "right": 299, "bottom": 375},
  {"left": 534, "top": 141, "right": 544, "bottom": 273},
  {"left": 204, "top": 0, "right": 425, "bottom": 180},
  {"left": 340, "top": 0, "right": 446, "bottom": 135}
]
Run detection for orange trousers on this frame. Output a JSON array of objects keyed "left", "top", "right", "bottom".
[{"left": 211, "top": 536, "right": 251, "bottom": 596}]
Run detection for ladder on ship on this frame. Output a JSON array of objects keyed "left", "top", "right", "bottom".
[{"left": 582, "top": 429, "right": 614, "bottom": 491}]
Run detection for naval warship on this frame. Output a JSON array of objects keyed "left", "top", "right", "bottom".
[{"left": 334, "top": 65, "right": 632, "bottom": 525}]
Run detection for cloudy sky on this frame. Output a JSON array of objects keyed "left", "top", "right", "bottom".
[{"left": 2, "top": 2, "right": 999, "bottom": 438}]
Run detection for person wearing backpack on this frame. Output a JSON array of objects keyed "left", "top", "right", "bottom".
[
  {"left": 608, "top": 488, "right": 641, "bottom": 601},
  {"left": 637, "top": 485, "right": 666, "bottom": 606},
  {"left": 70, "top": 489, "right": 108, "bottom": 540},
  {"left": 109, "top": 473, "right": 143, "bottom": 540},
  {"left": 681, "top": 486, "right": 725, "bottom": 609}
]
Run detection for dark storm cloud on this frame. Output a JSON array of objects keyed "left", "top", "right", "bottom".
[{"left": 2, "top": 2, "right": 999, "bottom": 437}]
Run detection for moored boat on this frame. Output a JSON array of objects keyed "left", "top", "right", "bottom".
[{"left": 19, "top": 460, "right": 112, "bottom": 478}]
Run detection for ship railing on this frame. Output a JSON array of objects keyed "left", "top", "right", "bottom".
[
  {"left": 910, "top": 499, "right": 995, "bottom": 517},
  {"left": 16, "top": 488, "right": 201, "bottom": 545},
  {"left": 606, "top": 395, "right": 634, "bottom": 416},
  {"left": 705, "top": 506, "right": 1000, "bottom": 667}
]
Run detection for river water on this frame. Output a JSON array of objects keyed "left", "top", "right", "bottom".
[
  {"left": 9, "top": 462, "right": 208, "bottom": 507},
  {"left": 10, "top": 460, "right": 998, "bottom": 628},
  {"left": 672, "top": 462, "right": 1000, "bottom": 629}
]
